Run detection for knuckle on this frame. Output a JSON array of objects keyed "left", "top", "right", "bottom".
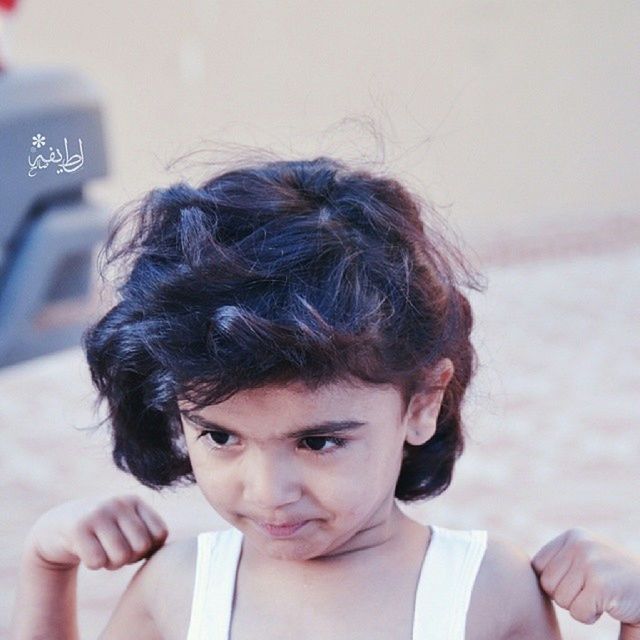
[
  {"left": 569, "top": 609, "right": 591, "bottom": 624},
  {"left": 539, "top": 572, "right": 556, "bottom": 594},
  {"left": 118, "top": 494, "right": 140, "bottom": 508},
  {"left": 153, "top": 516, "right": 167, "bottom": 532},
  {"left": 122, "top": 521, "right": 153, "bottom": 553},
  {"left": 94, "top": 504, "right": 116, "bottom": 521},
  {"left": 573, "top": 538, "right": 595, "bottom": 559},
  {"left": 97, "top": 495, "right": 118, "bottom": 509},
  {"left": 74, "top": 519, "right": 96, "bottom": 539},
  {"left": 129, "top": 535, "right": 152, "bottom": 554},
  {"left": 100, "top": 495, "right": 136, "bottom": 515},
  {"left": 556, "top": 594, "right": 571, "bottom": 609},
  {"left": 567, "top": 527, "right": 589, "bottom": 542},
  {"left": 576, "top": 536, "right": 591, "bottom": 552},
  {"left": 108, "top": 496, "right": 130, "bottom": 512},
  {"left": 83, "top": 551, "right": 107, "bottom": 570},
  {"left": 110, "top": 548, "right": 132, "bottom": 566},
  {"left": 73, "top": 519, "right": 89, "bottom": 535},
  {"left": 570, "top": 606, "right": 600, "bottom": 624}
]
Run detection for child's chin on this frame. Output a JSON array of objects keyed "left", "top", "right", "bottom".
[{"left": 250, "top": 535, "right": 324, "bottom": 562}]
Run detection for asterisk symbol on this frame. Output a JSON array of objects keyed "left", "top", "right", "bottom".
[{"left": 32, "top": 134, "right": 46, "bottom": 148}]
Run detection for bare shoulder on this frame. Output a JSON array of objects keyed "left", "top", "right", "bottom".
[
  {"left": 99, "top": 536, "right": 198, "bottom": 640},
  {"left": 142, "top": 536, "right": 199, "bottom": 638},
  {"left": 466, "top": 533, "right": 562, "bottom": 640}
]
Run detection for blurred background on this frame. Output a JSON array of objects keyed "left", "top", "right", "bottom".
[{"left": 1, "top": 1, "right": 638, "bottom": 638}]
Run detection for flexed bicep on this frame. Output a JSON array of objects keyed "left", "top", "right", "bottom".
[
  {"left": 101, "top": 535, "right": 198, "bottom": 640},
  {"left": 99, "top": 559, "right": 164, "bottom": 640},
  {"left": 466, "top": 535, "right": 563, "bottom": 640}
]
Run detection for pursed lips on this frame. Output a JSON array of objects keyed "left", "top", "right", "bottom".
[
  {"left": 254, "top": 517, "right": 311, "bottom": 527},
  {"left": 244, "top": 516, "right": 314, "bottom": 537}
]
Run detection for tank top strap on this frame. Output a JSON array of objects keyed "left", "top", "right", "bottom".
[
  {"left": 186, "top": 527, "right": 243, "bottom": 640},
  {"left": 412, "top": 525, "right": 488, "bottom": 640}
]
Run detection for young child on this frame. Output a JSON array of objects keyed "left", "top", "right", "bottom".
[{"left": 10, "top": 157, "right": 640, "bottom": 639}]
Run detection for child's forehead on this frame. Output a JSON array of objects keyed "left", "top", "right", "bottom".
[{"left": 178, "top": 377, "right": 401, "bottom": 414}]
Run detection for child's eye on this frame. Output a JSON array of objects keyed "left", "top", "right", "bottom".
[
  {"left": 198, "top": 430, "right": 239, "bottom": 448},
  {"left": 299, "top": 436, "right": 347, "bottom": 454}
]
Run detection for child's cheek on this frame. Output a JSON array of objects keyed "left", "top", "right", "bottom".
[{"left": 314, "top": 471, "right": 369, "bottom": 517}]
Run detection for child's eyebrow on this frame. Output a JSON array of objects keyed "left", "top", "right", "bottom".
[{"left": 181, "top": 412, "right": 367, "bottom": 439}]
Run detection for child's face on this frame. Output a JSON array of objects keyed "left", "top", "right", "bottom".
[{"left": 179, "top": 367, "right": 450, "bottom": 562}]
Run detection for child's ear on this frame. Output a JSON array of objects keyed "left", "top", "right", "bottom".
[{"left": 404, "top": 358, "right": 454, "bottom": 446}]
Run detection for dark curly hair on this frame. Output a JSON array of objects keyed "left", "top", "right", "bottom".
[{"left": 83, "top": 156, "right": 483, "bottom": 502}]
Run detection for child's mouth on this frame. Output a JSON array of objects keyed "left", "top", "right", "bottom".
[{"left": 257, "top": 520, "right": 310, "bottom": 538}]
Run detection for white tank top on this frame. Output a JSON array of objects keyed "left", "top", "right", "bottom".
[{"left": 187, "top": 524, "right": 487, "bottom": 640}]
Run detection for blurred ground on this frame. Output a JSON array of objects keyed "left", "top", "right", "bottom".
[{"left": 1, "top": 211, "right": 639, "bottom": 639}]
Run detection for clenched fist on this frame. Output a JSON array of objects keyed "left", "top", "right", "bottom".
[
  {"left": 532, "top": 528, "right": 640, "bottom": 639},
  {"left": 25, "top": 494, "right": 168, "bottom": 571}
]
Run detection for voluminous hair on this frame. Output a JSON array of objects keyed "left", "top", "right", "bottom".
[{"left": 84, "top": 156, "right": 482, "bottom": 502}]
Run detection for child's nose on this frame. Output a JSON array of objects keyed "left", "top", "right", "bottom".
[{"left": 241, "top": 449, "right": 302, "bottom": 511}]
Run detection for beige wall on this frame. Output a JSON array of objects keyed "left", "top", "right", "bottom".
[{"left": 6, "top": 1, "right": 639, "bottom": 234}]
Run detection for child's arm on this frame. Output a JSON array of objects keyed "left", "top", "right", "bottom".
[
  {"left": 468, "top": 535, "right": 562, "bottom": 639},
  {"left": 10, "top": 495, "right": 168, "bottom": 640},
  {"left": 532, "top": 528, "right": 640, "bottom": 640}
]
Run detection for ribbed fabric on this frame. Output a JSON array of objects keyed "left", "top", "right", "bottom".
[
  {"left": 186, "top": 528, "right": 243, "bottom": 640},
  {"left": 412, "top": 525, "right": 488, "bottom": 639},
  {"left": 187, "top": 524, "right": 487, "bottom": 640}
]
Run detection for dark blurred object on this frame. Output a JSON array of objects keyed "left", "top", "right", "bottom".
[{"left": 0, "top": 67, "right": 110, "bottom": 367}]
